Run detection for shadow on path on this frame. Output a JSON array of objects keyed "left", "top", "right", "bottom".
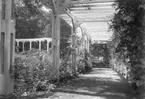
[{"left": 45, "top": 67, "right": 134, "bottom": 99}]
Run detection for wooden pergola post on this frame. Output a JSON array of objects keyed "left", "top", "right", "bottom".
[
  {"left": 65, "top": 9, "right": 78, "bottom": 73},
  {"left": 47, "top": 40, "right": 49, "bottom": 52},
  {"left": 87, "top": 37, "right": 90, "bottom": 52},
  {"left": 86, "top": 37, "right": 88, "bottom": 51},
  {"left": 29, "top": 41, "right": 32, "bottom": 51},
  {"left": 51, "top": 4, "right": 60, "bottom": 80},
  {"left": 71, "top": 26, "right": 77, "bottom": 72},
  {"left": 22, "top": 42, "right": 25, "bottom": 52},
  {"left": 39, "top": 41, "right": 41, "bottom": 51},
  {"left": 17, "top": 41, "right": 19, "bottom": 52}
]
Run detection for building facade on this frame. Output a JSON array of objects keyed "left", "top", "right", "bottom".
[{"left": 0, "top": 0, "right": 15, "bottom": 95}]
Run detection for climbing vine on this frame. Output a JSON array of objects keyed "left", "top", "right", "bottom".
[{"left": 109, "top": 0, "right": 145, "bottom": 97}]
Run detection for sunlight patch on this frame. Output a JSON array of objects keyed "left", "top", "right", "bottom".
[
  {"left": 81, "top": 74, "right": 121, "bottom": 82},
  {"left": 101, "top": 92, "right": 125, "bottom": 97}
]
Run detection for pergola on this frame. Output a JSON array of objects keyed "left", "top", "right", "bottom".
[
  {"left": 47, "top": 0, "right": 115, "bottom": 81},
  {"left": 61, "top": 0, "right": 115, "bottom": 41},
  {"left": 0, "top": 0, "right": 115, "bottom": 96}
]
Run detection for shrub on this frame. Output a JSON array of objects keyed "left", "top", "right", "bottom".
[
  {"left": 14, "top": 51, "right": 54, "bottom": 96},
  {"left": 59, "top": 60, "right": 76, "bottom": 82},
  {"left": 109, "top": 0, "right": 145, "bottom": 97},
  {"left": 14, "top": 49, "right": 92, "bottom": 97},
  {"left": 77, "top": 50, "right": 92, "bottom": 74}
]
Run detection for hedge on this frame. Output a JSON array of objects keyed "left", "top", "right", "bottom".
[{"left": 109, "top": 0, "right": 145, "bottom": 98}]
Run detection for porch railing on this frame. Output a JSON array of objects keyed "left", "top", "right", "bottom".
[{"left": 15, "top": 38, "right": 52, "bottom": 52}]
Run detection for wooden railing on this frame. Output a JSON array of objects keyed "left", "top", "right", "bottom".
[{"left": 15, "top": 38, "right": 52, "bottom": 52}]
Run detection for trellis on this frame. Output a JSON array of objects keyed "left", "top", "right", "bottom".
[{"left": 0, "top": 0, "right": 115, "bottom": 96}]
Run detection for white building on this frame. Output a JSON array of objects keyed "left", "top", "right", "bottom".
[{"left": 0, "top": 0, "right": 15, "bottom": 96}]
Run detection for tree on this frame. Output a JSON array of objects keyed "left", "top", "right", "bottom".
[{"left": 15, "top": 0, "right": 52, "bottom": 38}]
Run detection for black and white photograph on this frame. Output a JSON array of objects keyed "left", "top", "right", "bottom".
[{"left": 0, "top": 0, "right": 145, "bottom": 99}]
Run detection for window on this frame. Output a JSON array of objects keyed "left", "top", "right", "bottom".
[
  {"left": 0, "top": 32, "right": 5, "bottom": 74},
  {"left": 2, "top": 0, "right": 6, "bottom": 19},
  {"left": 10, "top": 33, "right": 13, "bottom": 65},
  {"left": 10, "top": 33, "right": 14, "bottom": 74},
  {"left": 11, "top": 0, "right": 14, "bottom": 19}
]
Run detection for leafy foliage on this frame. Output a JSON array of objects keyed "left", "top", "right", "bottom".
[
  {"left": 90, "top": 43, "right": 109, "bottom": 66},
  {"left": 60, "top": 19, "right": 72, "bottom": 59},
  {"left": 15, "top": 0, "right": 52, "bottom": 38},
  {"left": 14, "top": 17, "right": 92, "bottom": 97},
  {"left": 14, "top": 49, "right": 92, "bottom": 97},
  {"left": 109, "top": 0, "right": 145, "bottom": 97},
  {"left": 90, "top": 43, "right": 108, "bottom": 57},
  {"left": 14, "top": 51, "right": 54, "bottom": 96},
  {"left": 14, "top": 0, "right": 93, "bottom": 97}
]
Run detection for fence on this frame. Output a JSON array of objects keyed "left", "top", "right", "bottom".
[{"left": 15, "top": 38, "right": 52, "bottom": 52}]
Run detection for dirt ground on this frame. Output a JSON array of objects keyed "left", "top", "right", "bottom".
[{"left": 36, "top": 67, "right": 136, "bottom": 99}]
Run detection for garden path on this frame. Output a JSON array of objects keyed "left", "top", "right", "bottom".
[{"left": 42, "top": 67, "right": 135, "bottom": 99}]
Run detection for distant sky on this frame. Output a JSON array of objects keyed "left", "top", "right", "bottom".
[{"left": 81, "top": 21, "right": 113, "bottom": 41}]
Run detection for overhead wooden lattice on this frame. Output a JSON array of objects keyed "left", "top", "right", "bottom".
[
  {"left": 42, "top": 0, "right": 116, "bottom": 41},
  {"left": 65, "top": 0, "right": 115, "bottom": 41}
]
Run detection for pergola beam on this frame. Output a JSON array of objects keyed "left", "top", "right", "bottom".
[
  {"left": 73, "top": 12, "right": 114, "bottom": 15},
  {"left": 68, "top": 2, "right": 114, "bottom": 8},
  {"left": 66, "top": 0, "right": 116, "bottom": 5},
  {"left": 64, "top": 19, "right": 109, "bottom": 22},
  {"left": 75, "top": 18, "right": 109, "bottom": 22},
  {"left": 70, "top": 7, "right": 114, "bottom": 11},
  {"left": 87, "top": 30, "right": 111, "bottom": 32},
  {"left": 72, "top": 9, "right": 114, "bottom": 14}
]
